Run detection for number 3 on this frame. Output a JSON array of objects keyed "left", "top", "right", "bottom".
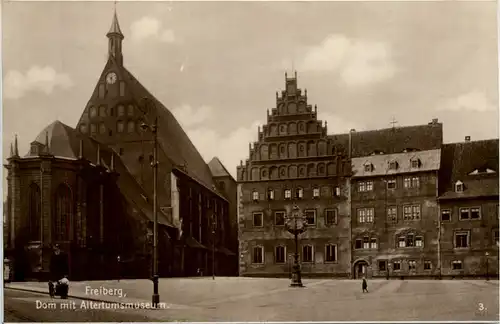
[{"left": 479, "top": 303, "right": 485, "bottom": 311}]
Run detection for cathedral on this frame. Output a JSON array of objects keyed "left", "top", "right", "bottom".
[{"left": 4, "top": 11, "right": 238, "bottom": 281}]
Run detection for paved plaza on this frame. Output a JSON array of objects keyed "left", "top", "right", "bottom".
[{"left": 5, "top": 277, "right": 499, "bottom": 321}]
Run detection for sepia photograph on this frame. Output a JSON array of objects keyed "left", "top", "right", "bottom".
[{"left": 2, "top": 0, "right": 499, "bottom": 322}]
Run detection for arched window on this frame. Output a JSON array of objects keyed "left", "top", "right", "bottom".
[
  {"left": 54, "top": 184, "right": 72, "bottom": 242},
  {"left": 117, "top": 121, "right": 125, "bottom": 133},
  {"left": 117, "top": 105, "right": 125, "bottom": 117},
  {"left": 127, "top": 104, "right": 135, "bottom": 116},
  {"left": 28, "top": 183, "right": 41, "bottom": 241}
]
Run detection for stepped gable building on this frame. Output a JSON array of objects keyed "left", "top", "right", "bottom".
[
  {"left": 438, "top": 138, "right": 499, "bottom": 278},
  {"left": 4, "top": 11, "right": 238, "bottom": 281},
  {"left": 349, "top": 120, "right": 443, "bottom": 278},
  {"left": 237, "top": 73, "right": 352, "bottom": 277}
]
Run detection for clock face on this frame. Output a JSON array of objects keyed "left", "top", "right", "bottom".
[{"left": 106, "top": 72, "right": 117, "bottom": 84}]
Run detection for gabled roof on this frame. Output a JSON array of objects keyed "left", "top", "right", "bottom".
[
  {"left": 351, "top": 149, "right": 441, "bottom": 178},
  {"left": 328, "top": 122, "right": 443, "bottom": 158},
  {"left": 208, "top": 157, "right": 233, "bottom": 179},
  {"left": 438, "top": 139, "right": 499, "bottom": 199},
  {"left": 118, "top": 66, "right": 217, "bottom": 189}
]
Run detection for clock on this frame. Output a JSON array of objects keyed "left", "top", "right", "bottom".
[{"left": 106, "top": 72, "right": 117, "bottom": 84}]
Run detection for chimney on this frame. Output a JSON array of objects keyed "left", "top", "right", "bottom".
[
  {"left": 465, "top": 136, "right": 471, "bottom": 142},
  {"left": 432, "top": 118, "right": 438, "bottom": 124}
]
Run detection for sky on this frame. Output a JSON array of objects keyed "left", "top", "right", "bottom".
[{"left": 2, "top": 1, "right": 499, "bottom": 183}]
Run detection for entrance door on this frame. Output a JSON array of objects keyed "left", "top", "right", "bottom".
[{"left": 354, "top": 261, "right": 369, "bottom": 279}]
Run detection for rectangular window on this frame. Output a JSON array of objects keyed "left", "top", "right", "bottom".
[
  {"left": 403, "top": 205, "right": 412, "bottom": 220},
  {"left": 411, "top": 159, "right": 419, "bottom": 169},
  {"left": 334, "top": 186, "right": 341, "bottom": 196},
  {"left": 363, "top": 237, "right": 370, "bottom": 249},
  {"left": 412, "top": 205, "right": 421, "bottom": 220},
  {"left": 313, "top": 188, "right": 320, "bottom": 198},
  {"left": 302, "top": 245, "right": 314, "bottom": 263},
  {"left": 325, "top": 209, "right": 337, "bottom": 225},
  {"left": 406, "top": 234, "right": 414, "bottom": 247},
  {"left": 412, "top": 177, "right": 420, "bottom": 188},
  {"left": 119, "top": 81, "right": 126, "bottom": 96},
  {"left": 366, "top": 181, "right": 373, "bottom": 191},
  {"left": 393, "top": 261, "right": 401, "bottom": 271},
  {"left": 441, "top": 209, "right": 451, "bottom": 222},
  {"left": 370, "top": 238, "right": 377, "bottom": 249},
  {"left": 275, "top": 211, "right": 285, "bottom": 226},
  {"left": 267, "top": 189, "right": 274, "bottom": 200},
  {"left": 378, "top": 260, "right": 387, "bottom": 271},
  {"left": 404, "top": 177, "right": 411, "bottom": 189},
  {"left": 355, "top": 239, "right": 362, "bottom": 249},
  {"left": 408, "top": 260, "right": 416, "bottom": 270},
  {"left": 253, "top": 246, "right": 264, "bottom": 264},
  {"left": 364, "top": 164, "right": 372, "bottom": 172},
  {"left": 455, "top": 231, "right": 469, "bottom": 248},
  {"left": 470, "top": 207, "right": 481, "bottom": 219},
  {"left": 98, "top": 84, "right": 105, "bottom": 98},
  {"left": 275, "top": 246, "right": 285, "bottom": 264},
  {"left": 459, "top": 208, "right": 470, "bottom": 220},
  {"left": 389, "top": 161, "right": 398, "bottom": 170},
  {"left": 398, "top": 237, "right": 406, "bottom": 248},
  {"left": 252, "top": 191, "right": 259, "bottom": 201},
  {"left": 366, "top": 208, "right": 374, "bottom": 222},
  {"left": 305, "top": 210, "right": 316, "bottom": 225},
  {"left": 452, "top": 260, "right": 463, "bottom": 270},
  {"left": 415, "top": 236, "right": 423, "bottom": 247},
  {"left": 296, "top": 188, "right": 303, "bottom": 199},
  {"left": 357, "top": 209, "right": 366, "bottom": 223},
  {"left": 284, "top": 189, "right": 291, "bottom": 199},
  {"left": 387, "top": 179, "right": 396, "bottom": 189},
  {"left": 387, "top": 206, "right": 397, "bottom": 223},
  {"left": 325, "top": 244, "right": 337, "bottom": 262},
  {"left": 90, "top": 124, "right": 97, "bottom": 134},
  {"left": 358, "top": 182, "right": 366, "bottom": 192},
  {"left": 358, "top": 208, "right": 375, "bottom": 223},
  {"left": 253, "top": 212, "right": 263, "bottom": 227},
  {"left": 424, "top": 260, "right": 432, "bottom": 270}
]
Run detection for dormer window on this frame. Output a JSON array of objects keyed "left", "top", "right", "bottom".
[
  {"left": 469, "top": 167, "right": 497, "bottom": 175},
  {"left": 455, "top": 181, "right": 464, "bottom": 193},
  {"left": 364, "top": 163, "right": 373, "bottom": 172},
  {"left": 410, "top": 158, "right": 420, "bottom": 169},
  {"left": 389, "top": 161, "right": 398, "bottom": 170}
]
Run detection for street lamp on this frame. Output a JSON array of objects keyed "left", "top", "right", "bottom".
[
  {"left": 139, "top": 97, "right": 160, "bottom": 308},
  {"left": 285, "top": 205, "right": 307, "bottom": 287},
  {"left": 485, "top": 252, "right": 489, "bottom": 281},
  {"left": 212, "top": 219, "right": 216, "bottom": 280}
]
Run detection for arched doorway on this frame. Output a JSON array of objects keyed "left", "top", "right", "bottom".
[{"left": 353, "top": 260, "right": 369, "bottom": 279}]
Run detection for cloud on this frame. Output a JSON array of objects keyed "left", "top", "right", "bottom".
[
  {"left": 321, "top": 112, "right": 364, "bottom": 133},
  {"left": 4, "top": 66, "right": 73, "bottom": 100},
  {"left": 130, "top": 17, "right": 176, "bottom": 43},
  {"left": 171, "top": 105, "right": 214, "bottom": 128},
  {"left": 438, "top": 91, "right": 497, "bottom": 112},
  {"left": 295, "top": 34, "right": 396, "bottom": 86},
  {"left": 184, "top": 121, "right": 263, "bottom": 179}
]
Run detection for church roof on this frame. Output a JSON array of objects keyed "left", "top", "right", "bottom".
[
  {"left": 208, "top": 157, "right": 233, "bottom": 179},
  {"left": 29, "top": 120, "right": 172, "bottom": 227},
  {"left": 438, "top": 139, "right": 499, "bottom": 200},
  {"left": 119, "top": 67, "right": 217, "bottom": 189},
  {"left": 107, "top": 11, "right": 123, "bottom": 36}
]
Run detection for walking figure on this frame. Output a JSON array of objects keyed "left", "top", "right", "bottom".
[{"left": 362, "top": 277, "right": 368, "bottom": 293}]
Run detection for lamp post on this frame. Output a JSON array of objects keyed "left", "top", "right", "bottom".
[
  {"left": 140, "top": 97, "right": 160, "bottom": 308},
  {"left": 485, "top": 252, "right": 489, "bottom": 281},
  {"left": 285, "top": 205, "right": 307, "bottom": 287},
  {"left": 212, "top": 220, "right": 216, "bottom": 280}
]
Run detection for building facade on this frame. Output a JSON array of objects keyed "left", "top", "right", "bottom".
[
  {"left": 438, "top": 138, "right": 499, "bottom": 278},
  {"left": 237, "top": 73, "right": 352, "bottom": 277},
  {"left": 237, "top": 74, "right": 498, "bottom": 279},
  {"left": 4, "top": 11, "right": 238, "bottom": 281}
]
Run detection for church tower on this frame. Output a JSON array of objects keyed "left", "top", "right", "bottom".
[{"left": 107, "top": 10, "right": 124, "bottom": 66}]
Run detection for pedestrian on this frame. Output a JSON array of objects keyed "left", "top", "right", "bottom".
[{"left": 362, "top": 276, "right": 368, "bottom": 293}]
